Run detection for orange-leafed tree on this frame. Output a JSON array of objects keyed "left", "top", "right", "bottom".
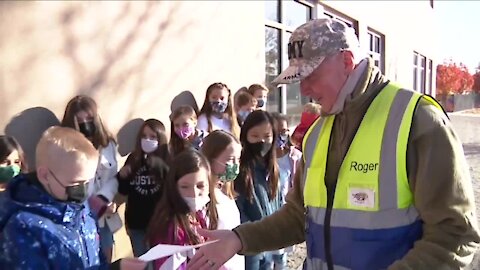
[
  {"left": 436, "top": 61, "right": 473, "bottom": 95},
  {"left": 473, "top": 72, "right": 480, "bottom": 94},
  {"left": 457, "top": 63, "right": 474, "bottom": 94}
]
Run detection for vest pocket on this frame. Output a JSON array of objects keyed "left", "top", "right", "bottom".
[
  {"left": 351, "top": 230, "right": 401, "bottom": 270},
  {"left": 350, "top": 224, "right": 418, "bottom": 269}
]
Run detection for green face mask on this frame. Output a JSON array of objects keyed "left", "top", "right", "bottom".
[
  {"left": 0, "top": 165, "right": 21, "bottom": 184},
  {"left": 218, "top": 162, "right": 239, "bottom": 182}
]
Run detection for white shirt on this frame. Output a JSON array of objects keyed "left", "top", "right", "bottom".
[
  {"left": 214, "top": 189, "right": 245, "bottom": 270},
  {"left": 92, "top": 141, "right": 121, "bottom": 229},
  {"left": 197, "top": 114, "right": 232, "bottom": 133}
]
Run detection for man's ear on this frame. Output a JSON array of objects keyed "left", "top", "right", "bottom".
[
  {"left": 36, "top": 166, "right": 48, "bottom": 184},
  {"left": 342, "top": 50, "right": 355, "bottom": 73}
]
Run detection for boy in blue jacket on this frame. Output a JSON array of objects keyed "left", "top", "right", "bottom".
[{"left": 0, "top": 126, "right": 146, "bottom": 270}]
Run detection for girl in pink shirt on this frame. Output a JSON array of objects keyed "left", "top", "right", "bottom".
[{"left": 147, "top": 150, "right": 218, "bottom": 270}]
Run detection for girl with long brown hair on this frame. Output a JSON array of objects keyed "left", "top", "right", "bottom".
[
  {"left": 147, "top": 150, "right": 219, "bottom": 270},
  {"left": 117, "top": 119, "right": 170, "bottom": 258},
  {"left": 61, "top": 95, "right": 119, "bottom": 262},
  {"left": 0, "top": 135, "right": 28, "bottom": 191},
  {"left": 197, "top": 82, "right": 240, "bottom": 138},
  {"left": 234, "top": 110, "right": 281, "bottom": 270},
  {"left": 170, "top": 105, "right": 208, "bottom": 157},
  {"left": 200, "top": 130, "right": 244, "bottom": 270}
]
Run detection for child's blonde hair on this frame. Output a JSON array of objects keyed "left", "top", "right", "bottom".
[
  {"left": 235, "top": 91, "right": 257, "bottom": 110},
  {"left": 36, "top": 126, "right": 98, "bottom": 169},
  {"left": 247, "top": 83, "right": 269, "bottom": 96},
  {"left": 303, "top": 102, "right": 322, "bottom": 115}
]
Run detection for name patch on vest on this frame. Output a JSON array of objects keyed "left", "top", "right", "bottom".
[
  {"left": 349, "top": 188, "right": 375, "bottom": 208},
  {"left": 350, "top": 161, "right": 379, "bottom": 173}
]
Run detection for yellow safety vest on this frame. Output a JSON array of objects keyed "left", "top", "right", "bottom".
[{"left": 301, "top": 82, "right": 443, "bottom": 270}]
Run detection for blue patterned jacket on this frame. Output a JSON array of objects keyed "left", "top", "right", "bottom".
[{"left": 0, "top": 173, "right": 109, "bottom": 270}]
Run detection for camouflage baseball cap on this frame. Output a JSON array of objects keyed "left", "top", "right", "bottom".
[{"left": 272, "top": 18, "right": 359, "bottom": 85}]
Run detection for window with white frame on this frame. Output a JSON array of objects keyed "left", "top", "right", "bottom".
[
  {"left": 413, "top": 51, "right": 433, "bottom": 94},
  {"left": 265, "top": 0, "right": 314, "bottom": 125},
  {"left": 367, "top": 28, "right": 385, "bottom": 73},
  {"left": 321, "top": 6, "right": 359, "bottom": 37}
]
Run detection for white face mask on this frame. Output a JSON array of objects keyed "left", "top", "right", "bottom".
[
  {"left": 141, "top": 138, "right": 158, "bottom": 153},
  {"left": 183, "top": 195, "right": 210, "bottom": 212}
]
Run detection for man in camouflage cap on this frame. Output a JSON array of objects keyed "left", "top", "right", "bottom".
[
  {"left": 272, "top": 17, "right": 360, "bottom": 85},
  {"left": 189, "top": 18, "right": 479, "bottom": 270}
]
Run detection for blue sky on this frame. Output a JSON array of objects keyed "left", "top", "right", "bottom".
[{"left": 435, "top": 1, "right": 480, "bottom": 72}]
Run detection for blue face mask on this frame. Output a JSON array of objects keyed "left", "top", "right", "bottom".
[
  {"left": 210, "top": 101, "right": 228, "bottom": 113},
  {"left": 277, "top": 134, "right": 289, "bottom": 148},
  {"left": 256, "top": 98, "right": 266, "bottom": 108},
  {"left": 237, "top": 110, "right": 250, "bottom": 122}
]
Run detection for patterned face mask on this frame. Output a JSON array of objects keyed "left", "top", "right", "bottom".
[
  {"left": 277, "top": 133, "right": 289, "bottom": 148},
  {"left": 217, "top": 162, "right": 239, "bottom": 182},
  {"left": 175, "top": 125, "right": 195, "bottom": 140},
  {"left": 210, "top": 101, "right": 228, "bottom": 113}
]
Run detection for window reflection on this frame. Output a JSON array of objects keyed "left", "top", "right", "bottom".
[
  {"left": 284, "top": 0, "right": 310, "bottom": 28},
  {"left": 265, "top": 26, "right": 281, "bottom": 113},
  {"left": 265, "top": 1, "right": 279, "bottom": 22},
  {"left": 286, "top": 83, "right": 310, "bottom": 125},
  {"left": 264, "top": 0, "right": 312, "bottom": 126}
]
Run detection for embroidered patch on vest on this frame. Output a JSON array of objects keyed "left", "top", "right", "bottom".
[{"left": 349, "top": 188, "right": 375, "bottom": 208}]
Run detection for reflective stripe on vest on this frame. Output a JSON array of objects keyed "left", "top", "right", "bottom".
[{"left": 301, "top": 83, "right": 443, "bottom": 269}]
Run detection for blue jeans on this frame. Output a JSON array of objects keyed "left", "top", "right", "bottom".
[
  {"left": 127, "top": 229, "right": 148, "bottom": 257},
  {"left": 99, "top": 224, "right": 114, "bottom": 250},
  {"left": 245, "top": 253, "right": 273, "bottom": 270}
]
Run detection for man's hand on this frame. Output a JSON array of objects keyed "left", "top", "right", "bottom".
[
  {"left": 188, "top": 229, "right": 242, "bottom": 270},
  {"left": 120, "top": 258, "right": 147, "bottom": 270}
]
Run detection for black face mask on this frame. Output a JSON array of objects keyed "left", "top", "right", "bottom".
[
  {"left": 248, "top": 141, "right": 272, "bottom": 157},
  {"left": 78, "top": 121, "right": 96, "bottom": 138},
  {"left": 48, "top": 169, "right": 90, "bottom": 203}
]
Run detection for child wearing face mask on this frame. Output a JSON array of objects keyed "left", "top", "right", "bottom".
[
  {"left": 0, "top": 127, "right": 146, "bottom": 270},
  {"left": 201, "top": 130, "right": 244, "bottom": 270},
  {"left": 147, "top": 150, "right": 220, "bottom": 270},
  {"left": 235, "top": 90, "right": 258, "bottom": 127},
  {"left": 197, "top": 82, "right": 240, "bottom": 138},
  {"left": 291, "top": 102, "right": 321, "bottom": 151},
  {"left": 271, "top": 113, "right": 302, "bottom": 195},
  {"left": 61, "top": 95, "right": 120, "bottom": 262},
  {"left": 269, "top": 113, "right": 303, "bottom": 269},
  {"left": 116, "top": 119, "right": 170, "bottom": 258},
  {"left": 0, "top": 135, "right": 29, "bottom": 192},
  {"left": 234, "top": 110, "right": 281, "bottom": 270},
  {"left": 170, "top": 105, "right": 208, "bottom": 157},
  {"left": 247, "top": 83, "right": 269, "bottom": 111}
]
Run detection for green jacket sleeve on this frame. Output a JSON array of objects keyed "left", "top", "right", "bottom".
[
  {"left": 389, "top": 99, "right": 480, "bottom": 269},
  {"left": 233, "top": 160, "right": 306, "bottom": 255}
]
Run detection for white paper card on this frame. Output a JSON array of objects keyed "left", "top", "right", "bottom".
[{"left": 139, "top": 240, "right": 218, "bottom": 262}]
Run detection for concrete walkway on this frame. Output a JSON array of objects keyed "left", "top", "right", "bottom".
[
  {"left": 464, "top": 142, "right": 480, "bottom": 270},
  {"left": 451, "top": 114, "right": 480, "bottom": 270}
]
